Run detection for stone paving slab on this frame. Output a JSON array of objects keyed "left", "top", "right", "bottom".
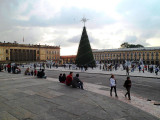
[
  {"left": 0, "top": 111, "right": 18, "bottom": 120},
  {"left": 0, "top": 72, "right": 159, "bottom": 120}
]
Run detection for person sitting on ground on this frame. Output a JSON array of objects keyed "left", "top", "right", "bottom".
[
  {"left": 59, "top": 74, "right": 63, "bottom": 82},
  {"left": 72, "top": 74, "right": 84, "bottom": 90},
  {"left": 15, "top": 67, "right": 21, "bottom": 74},
  {"left": 66, "top": 72, "right": 73, "bottom": 86},
  {"left": 24, "top": 67, "right": 30, "bottom": 75},
  {"left": 37, "top": 69, "right": 47, "bottom": 78},
  {"left": 61, "top": 73, "right": 66, "bottom": 83}
]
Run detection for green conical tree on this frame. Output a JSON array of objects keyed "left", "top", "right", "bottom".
[{"left": 76, "top": 27, "right": 95, "bottom": 67}]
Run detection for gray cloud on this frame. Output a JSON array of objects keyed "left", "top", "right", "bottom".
[
  {"left": 0, "top": 0, "right": 160, "bottom": 55},
  {"left": 117, "top": 0, "right": 160, "bottom": 29},
  {"left": 68, "top": 35, "right": 80, "bottom": 43}
]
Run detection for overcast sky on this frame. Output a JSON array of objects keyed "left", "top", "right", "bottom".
[{"left": 0, "top": 0, "right": 160, "bottom": 55}]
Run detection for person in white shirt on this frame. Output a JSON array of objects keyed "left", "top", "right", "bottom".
[{"left": 110, "top": 74, "right": 118, "bottom": 97}]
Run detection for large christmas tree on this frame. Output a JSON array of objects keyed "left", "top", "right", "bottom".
[{"left": 76, "top": 26, "right": 95, "bottom": 67}]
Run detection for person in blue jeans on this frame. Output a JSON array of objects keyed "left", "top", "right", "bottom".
[{"left": 109, "top": 74, "right": 118, "bottom": 97}]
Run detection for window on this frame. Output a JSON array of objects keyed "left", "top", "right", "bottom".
[
  {"left": 6, "top": 49, "right": 8, "bottom": 54},
  {"left": 156, "top": 52, "right": 158, "bottom": 56},
  {"left": 151, "top": 52, "right": 154, "bottom": 56},
  {"left": 135, "top": 52, "right": 137, "bottom": 56},
  {"left": 6, "top": 57, "right": 9, "bottom": 60},
  {"left": 143, "top": 52, "right": 145, "bottom": 56},
  {"left": 131, "top": 53, "right": 133, "bottom": 60}
]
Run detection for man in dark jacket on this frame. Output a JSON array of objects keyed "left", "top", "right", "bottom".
[
  {"left": 72, "top": 74, "right": 83, "bottom": 90},
  {"left": 124, "top": 76, "right": 132, "bottom": 100},
  {"left": 37, "top": 69, "right": 46, "bottom": 78}
]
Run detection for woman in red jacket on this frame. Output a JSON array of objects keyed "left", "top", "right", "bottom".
[{"left": 66, "top": 72, "right": 73, "bottom": 86}]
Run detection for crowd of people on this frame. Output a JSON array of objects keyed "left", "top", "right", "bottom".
[
  {"left": 56, "top": 63, "right": 160, "bottom": 77},
  {"left": 0, "top": 63, "right": 21, "bottom": 74},
  {"left": 1, "top": 62, "right": 154, "bottom": 101},
  {"left": 59, "top": 72, "right": 84, "bottom": 90},
  {"left": 24, "top": 67, "right": 47, "bottom": 79},
  {"left": 0, "top": 63, "right": 47, "bottom": 79}
]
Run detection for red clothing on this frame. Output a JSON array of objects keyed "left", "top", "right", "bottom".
[
  {"left": 66, "top": 74, "right": 73, "bottom": 86},
  {"left": 34, "top": 70, "right": 37, "bottom": 76},
  {"left": 7, "top": 64, "right": 11, "bottom": 68}
]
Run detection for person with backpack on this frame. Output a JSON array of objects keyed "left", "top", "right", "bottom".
[
  {"left": 109, "top": 74, "right": 118, "bottom": 97},
  {"left": 124, "top": 76, "right": 132, "bottom": 100}
]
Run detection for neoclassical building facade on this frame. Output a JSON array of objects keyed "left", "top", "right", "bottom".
[
  {"left": 0, "top": 42, "right": 60, "bottom": 63},
  {"left": 93, "top": 47, "right": 160, "bottom": 65}
]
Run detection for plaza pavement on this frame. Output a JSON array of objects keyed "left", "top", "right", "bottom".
[{"left": 0, "top": 72, "right": 160, "bottom": 120}]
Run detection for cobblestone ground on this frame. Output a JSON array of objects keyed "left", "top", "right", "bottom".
[{"left": 0, "top": 72, "right": 159, "bottom": 120}]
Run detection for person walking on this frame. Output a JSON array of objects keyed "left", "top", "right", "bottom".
[
  {"left": 109, "top": 74, "right": 118, "bottom": 97},
  {"left": 155, "top": 67, "right": 159, "bottom": 75},
  {"left": 126, "top": 66, "right": 129, "bottom": 75},
  {"left": 124, "top": 76, "right": 132, "bottom": 100},
  {"left": 7, "top": 63, "right": 11, "bottom": 73}
]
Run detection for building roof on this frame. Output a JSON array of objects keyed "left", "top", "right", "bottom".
[
  {"left": 0, "top": 42, "right": 60, "bottom": 49},
  {"left": 60, "top": 55, "right": 76, "bottom": 59},
  {"left": 92, "top": 47, "right": 160, "bottom": 52}
]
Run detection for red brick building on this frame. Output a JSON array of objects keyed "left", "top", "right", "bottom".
[{"left": 60, "top": 55, "right": 76, "bottom": 64}]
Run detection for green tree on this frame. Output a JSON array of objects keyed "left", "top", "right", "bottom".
[
  {"left": 121, "top": 42, "right": 144, "bottom": 48},
  {"left": 121, "top": 42, "right": 130, "bottom": 48},
  {"left": 76, "top": 27, "right": 95, "bottom": 67}
]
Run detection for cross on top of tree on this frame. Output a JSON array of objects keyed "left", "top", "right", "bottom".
[{"left": 81, "top": 17, "right": 89, "bottom": 26}]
